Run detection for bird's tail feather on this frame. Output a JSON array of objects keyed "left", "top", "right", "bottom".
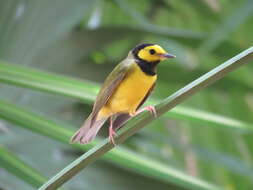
[{"left": 70, "top": 115, "right": 107, "bottom": 144}]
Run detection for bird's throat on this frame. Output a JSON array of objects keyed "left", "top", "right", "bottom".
[{"left": 136, "top": 59, "right": 159, "bottom": 76}]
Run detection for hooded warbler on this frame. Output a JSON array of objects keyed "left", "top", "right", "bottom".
[{"left": 71, "top": 43, "right": 175, "bottom": 145}]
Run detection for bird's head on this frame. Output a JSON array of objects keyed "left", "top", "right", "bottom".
[{"left": 131, "top": 43, "right": 176, "bottom": 63}]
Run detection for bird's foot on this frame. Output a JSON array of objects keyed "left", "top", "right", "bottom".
[
  {"left": 130, "top": 105, "right": 157, "bottom": 118},
  {"left": 109, "top": 125, "right": 117, "bottom": 146}
]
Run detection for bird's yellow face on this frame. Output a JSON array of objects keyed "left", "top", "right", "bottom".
[{"left": 137, "top": 44, "right": 175, "bottom": 62}]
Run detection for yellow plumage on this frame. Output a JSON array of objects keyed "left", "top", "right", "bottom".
[{"left": 98, "top": 63, "right": 157, "bottom": 119}]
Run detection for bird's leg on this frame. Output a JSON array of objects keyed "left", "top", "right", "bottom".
[
  {"left": 130, "top": 105, "right": 157, "bottom": 118},
  {"left": 109, "top": 116, "right": 117, "bottom": 146}
]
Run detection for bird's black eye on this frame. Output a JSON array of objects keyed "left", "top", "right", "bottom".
[{"left": 149, "top": 49, "right": 156, "bottom": 55}]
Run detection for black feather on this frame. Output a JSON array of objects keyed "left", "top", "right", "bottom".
[
  {"left": 132, "top": 43, "right": 154, "bottom": 59},
  {"left": 131, "top": 43, "right": 159, "bottom": 76}
]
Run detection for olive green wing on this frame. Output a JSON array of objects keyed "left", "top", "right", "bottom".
[{"left": 91, "top": 59, "right": 132, "bottom": 123}]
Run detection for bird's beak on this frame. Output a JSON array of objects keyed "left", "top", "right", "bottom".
[{"left": 158, "top": 53, "right": 176, "bottom": 59}]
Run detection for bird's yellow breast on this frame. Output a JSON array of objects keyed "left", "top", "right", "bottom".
[{"left": 98, "top": 63, "right": 156, "bottom": 118}]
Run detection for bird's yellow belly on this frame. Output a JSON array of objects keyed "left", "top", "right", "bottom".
[{"left": 99, "top": 64, "right": 156, "bottom": 117}]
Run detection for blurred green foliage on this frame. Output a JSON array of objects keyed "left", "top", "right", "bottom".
[{"left": 0, "top": 0, "right": 253, "bottom": 190}]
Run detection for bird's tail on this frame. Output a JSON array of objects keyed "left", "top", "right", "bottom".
[{"left": 70, "top": 114, "right": 108, "bottom": 144}]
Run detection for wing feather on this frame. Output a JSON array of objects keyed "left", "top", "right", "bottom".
[{"left": 90, "top": 59, "right": 132, "bottom": 123}]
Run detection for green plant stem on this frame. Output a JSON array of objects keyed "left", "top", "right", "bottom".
[
  {"left": 37, "top": 47, "right": 253, "bottom": 190},
  {"left": 0, "top": 99, "right": 217, "bottom": 190}
]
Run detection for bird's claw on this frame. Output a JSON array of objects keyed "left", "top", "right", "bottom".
[
  {"left": 131, "top": 105, "right": 157, "bottom": 118},
  {"left": 145, "top": 105, "right": 157, "bottom": 117},
  {"left": 109, "top": 126, "right": 117, "bottom": 146}
]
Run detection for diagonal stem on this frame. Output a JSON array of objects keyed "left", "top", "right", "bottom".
[{"left": 38, "top": 47, "right": 253, "bottom": 190}]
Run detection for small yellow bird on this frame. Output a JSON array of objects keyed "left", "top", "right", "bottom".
[{"left": 71, "top": 43, "right": 175, "bottom": 145}]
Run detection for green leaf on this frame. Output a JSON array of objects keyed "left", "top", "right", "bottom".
[
  {"left": 36, "top": 47, "right": 253, "bottom": 190},
  {"left": 0, "top": 146, "right": 46, "bottom": 188},
  {"left": 0, "top": 61, "right": 253, "bottom": 133}
]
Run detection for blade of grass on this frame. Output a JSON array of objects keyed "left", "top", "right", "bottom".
[
  {"left": 37, "top": 47, "right": 253, "bottom": 190},
  {"left": 0, "top": 100, "right": 218, "bottom": 190},
  {"left": 2, "top": 97, "right": 253, "bottom": 190},
  {"left": 0, "top": 61, "right": 253, "bottom": 133},
  {"left": 0, "top": 145, "right": 46, "bottom": 188},
  {"left": 0, "top": 101, "right": 253, "bottom": 189},
  {"left": 1, "top": 98, "right": 253, "bottom": 188}
]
